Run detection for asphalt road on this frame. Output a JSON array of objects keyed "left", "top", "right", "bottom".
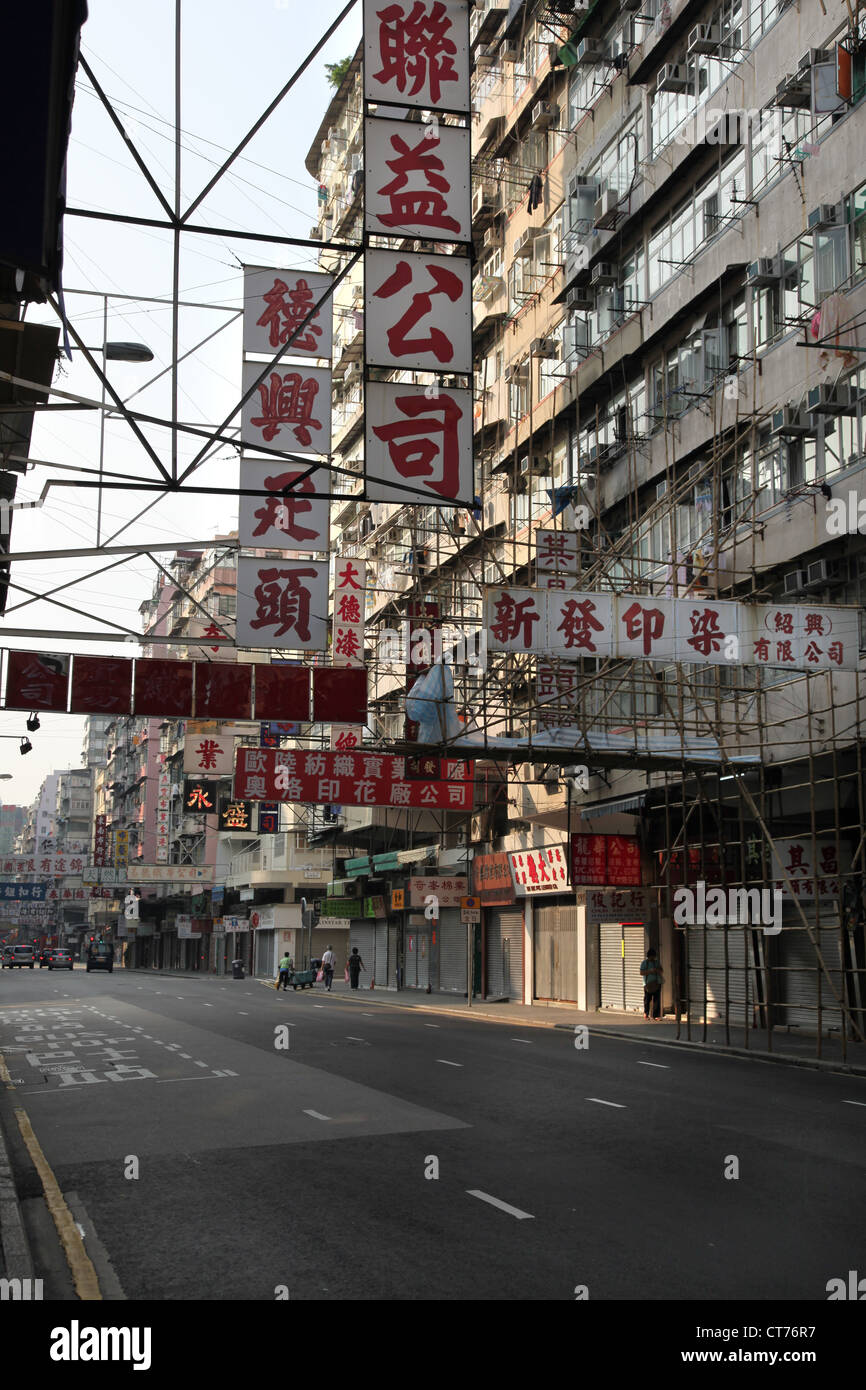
[{"left": 1, "top": 965, "right": 864, "bottom": 1301}]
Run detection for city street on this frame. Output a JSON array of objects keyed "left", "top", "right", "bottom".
[{"left": 1, "top": 966, "right": 864, "bottom": 1302}]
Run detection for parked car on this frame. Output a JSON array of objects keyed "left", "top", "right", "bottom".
[
  {"left": 85, "top": 943, "right": 114, "bottom": 973},
  {"left": 2, "top": 945, "right": 36, "bottom": 969},
  {"left": 47, "top": 948, "right": 74, "bottom": 971},
  {"left": 38, "top": 948, "right": 52, "bottom": 967}
]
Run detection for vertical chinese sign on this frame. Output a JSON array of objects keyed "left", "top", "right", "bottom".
[
  {"left": 156, "top": 758, "right": 170, "bottom": 864},
  {"left": 331, "top": 557, "right": 367, "bottom": 751},
  {"left": 362, "top": 0, "right": 474, "bottom": 509},
  {"left": 238, "top": 266, "right": 333, "bottom": 654}
]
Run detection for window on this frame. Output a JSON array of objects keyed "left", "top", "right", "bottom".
[{"left": 218, "top": 593, "right": 237, "bottom": 618}]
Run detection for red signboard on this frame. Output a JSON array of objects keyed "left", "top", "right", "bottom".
[
  {"left": 135, "top": 658, "right": 194, "bottom": 715},
  {"left": 234, "top": 748, "right": 473, "bottom": 809},
  {"left": 195, "top": 663, "right": 253, "bottom": 719},
  {"left": 312, "top": 667, "right": 368, "bottom": 725},
  {"left": 70, "top": 656, "right": 133, "bottom": 714},
  {"left": 253, "top": 664, "right": 310, "bottom": 722},
  {"left": 472, "top": 852, "right": 516, "bottom": 906},
  {"left": 4, "top": 651, "right": 69, "bottom": 711},
  {"left": 571, "top": 833, "right": 642, "bottom": 887}
]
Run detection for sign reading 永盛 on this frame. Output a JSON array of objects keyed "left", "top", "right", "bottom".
[
  {"left": 363, "top": 1, "right": 471, "bottom": 111},
  {"left": 234, "top": 748, "right": 474, "bottom": 809}
]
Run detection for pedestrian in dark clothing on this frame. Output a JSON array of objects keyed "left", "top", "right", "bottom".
[
  {"left": 348, "top": 946, "right": 365, "bottom": 990},
  {"left": 640, "top": 946, "right": 664, "bottom": 1019}
]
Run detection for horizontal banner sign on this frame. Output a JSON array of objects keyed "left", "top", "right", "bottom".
[
  {"left": 234, "top": 748, "right": 474, "bottom": 809},
  {"left": 0, "top": 882, "right": 47, "bottom": 900},
  {"left": 83, "top": 866, "right": 213, "bottom": 885},
  {"left": 0, "top": 855, "right": 86, "bottom": 877},
  {"left": 484, "top": 590, "right": 860, "bottom": 671},
  {"left": 4, "top": 652, "right": 366, "bottom": 722}
]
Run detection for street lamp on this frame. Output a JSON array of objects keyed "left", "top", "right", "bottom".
[{"left": 84, "top": 315, "right": 154, "bottom": 546}]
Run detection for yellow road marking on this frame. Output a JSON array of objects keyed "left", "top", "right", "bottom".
[{"left": 12, "top": 1104, "right": 103, "bottom": 1300}]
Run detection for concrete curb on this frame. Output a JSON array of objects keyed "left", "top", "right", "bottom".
[
  {"left": 250, "top": 976, "right": 866, "bottom": 1077},
  {"left": 0, "top": 1107, "right": 33, "bottom": 1282}
]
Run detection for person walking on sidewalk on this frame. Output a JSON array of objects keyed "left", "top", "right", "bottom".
[
  {"left": 640, "top": 946, "right": 664, "bottom": 1020},
  {"left": 278, "top": 952, "right": 293, "bottom": 991},
  {"left": 321, "top": 944, "right": 336, "bottom": 991},
  {"left": 347, "top": 946, "right": 365, "bottom": 990}
]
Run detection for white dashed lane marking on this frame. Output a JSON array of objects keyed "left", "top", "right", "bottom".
[
  {"left": 303, "top": 1109, "right": 330, "bottom": 1121},
  {"left": 586, "top": 1098, "right": 626, "bottom": 1108},
  {"left": 467, "top": 1190, "right": 534, "bottom": 1221},
  {"left": 637, "top": 1061, "right": 669, "bottom": 1069},
  {"left": 437, "top": 1059, "right": 463, "bottom": 1067},
  {"left": 842, "top": 1100, "right": 866, "bottom": 1108}
]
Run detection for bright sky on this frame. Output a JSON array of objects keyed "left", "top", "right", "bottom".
[{"left": 0, "top": 0, "right": 362, "bottom": 807}]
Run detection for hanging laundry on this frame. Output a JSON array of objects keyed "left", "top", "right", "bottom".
[
  {"left": 527, "top": 173, "right": 544, "bottom": 214},
  {"left": 811, "top": 293, "right": 859, "bottom": 369}
]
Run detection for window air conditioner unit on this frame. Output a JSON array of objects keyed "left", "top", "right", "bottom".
[
  {"left": 807, "top": 203, "right": 841, "bottom": 232},
  {"left": 514, "top": 227, "right": 539, "bottom": 258},
  {"left": 590, "top": 261, "right": 618, "bottom": 286},
  {"left": 499, "top": 41, "right": 519, "bottom": 62},
  {"left": 575, "top": 39, "right": 607, "bottom": 65},
  {"left": 531, "top": 337, "right": 558, "bottom": 358},
  {"left": 531, "top": 100, "right": 558, "bottom": 130},
  {"left": 804, "top": 558, "right": 842, "bottom": 589},
  {"left": 593, "top": 187, "right": 621, "bottom": 229},
  {"left": 798, "top": 48, "right": 832, "bottom": 74},
  {"left": 783, "top": 569, "right": 805, "bottom": 596},
  {"left": 771, "top": 405, "right": 814, "bottom": 436},
  {"left": 483, "top": 224, "right": 503, "bottom": 249},
  {"left": 807, "top": 383, "right": 858, "bottom": 415},
  {"left": 657, "top": 63, "right": 690, "bottom": 93},
  {"left": 774, "top": 73, "right": 810, "bottom": 107},
  {"left": 746, "top": 257, "right": 779, "bottom": 287},
  {"left": 687, "top": 24, "right": 721, "bottom": 55},
  {"left": 567, "top": 287, "right": 594, "bottom": 311}
]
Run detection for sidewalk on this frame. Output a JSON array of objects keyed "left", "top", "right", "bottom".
[{"left": 128, "top": 968, "right": 866, "bottom": 1076}]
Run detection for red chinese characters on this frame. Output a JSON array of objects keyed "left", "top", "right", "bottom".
[
  {"left": 366, "top": 382, "right": 472, "bottom": 504},
  {"left": 366, "top": 250, "right": 472, "bottom": 372},
  {"left": 236, "top": 558, "right": 329, "bottom": 651},
  {"left": 238, "top": 462, "right": 328, "bottom": 551},
  {"left": 364, "top": 0, "right": 469, "bottom": 110},
  {"left": 488, "top": 589, "right": 542, "bottom": 652},
  {"left": 242, "top": 267, "right": 333, "bottom": 359},
  {"left": 234, "top": 747, "right": 474, "bottom": 808},
  {"left": 242, "top": 363, "right": 331, "bottom": 456},
  {"left": 365, "top": 118, "right": 471, "bottom": 242}
]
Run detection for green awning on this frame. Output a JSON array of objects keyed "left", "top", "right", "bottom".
[
  {"left": 343, "top": 858, "right": 370, "bottom": 876},
  {"left": 371, "top": 852, "right": 400, "bottom": 871}
]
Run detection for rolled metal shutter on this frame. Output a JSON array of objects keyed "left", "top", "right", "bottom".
[
  {"left": 533, "top": 902, "right": 578, "bottom": 1002},
  {"left": 404, "top": 927, "right": 418, "bottom": 988},
  {"left": 599, "top": 923, "right": 624, "bottom": 1008},
  {"left": 623, "top": 927, "right": 646, "bottom": 1012},
  {"left": 687, "top": 927, "right": 758, "bottom": 1023},
  {"left": 415, "top": 928, "right": 430, "bottom": 990},
  {"left": 373, "top": 920, "right": 388, "bottom": 986},
  {"left": 486, "top": 908, "right": 524, "bottom": 1000},
  {"left": 350, "top": 922, "right": 376, "bottom": 982},
  {"left": 778, "top": 926, "right": 844, "bottom": 1033},
  {"left": 438, "top": 908, "right": 465, "bottom": 993}
]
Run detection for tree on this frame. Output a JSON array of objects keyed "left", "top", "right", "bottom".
[{"left": 325, "top": 56, "right": 352, "bottom": 89}]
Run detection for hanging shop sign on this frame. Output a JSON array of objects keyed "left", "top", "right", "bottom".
[
  {"left": 579, "top": 887, "right": 651, "bottom": 924},
  {"left": 365, "top": 381, "right": 474, "bottom": 506},
  {"left": 364, "top": 249, "right": 473, "bottom": 374},
  {"left": 234, "top": 748, "right": 474, "bottom": 809},
  {"left": 509, "top": 846, "right": 570, "bottom": 894},
  {"left": 363, "top": 0, "right": 471, "bottom": 111},
  {"left": 472, "top": 852, "right": 516, "bottom": 906},
  {"left": 571, "top": 834, "right": 642, "bottom": 887},
  {"left": 238, "top": 461, "right": 330, "bottom": 552},
  {"left": 484, "top": 589, "right": 861, "bottom": 671},
  {"left": 408, "top": 876, "right": 468, "bottom": 908},
  {"left": 183, "top": 734, "right": 235, "bottom": 776},
  {"left": 219, "top": 799, "right": 254, "bottom": 833},
  {"left": 536, "top": 530, "right": 580, "bottom": 575},
  {"left": 0, "top": 882, "right": 47, "bottom": 900},
  {"left": 364, "top": 117, "right": 472, "bottom": 243},
  {"left": 184, "top": 781, "right": 218, "bottom": 815},
  {"left": 242, "top": 266, "right": 333, "bottom": 360},
  {"left": 770, "top": 838, "right": 852, "bottom": 899},
  {"left": 0, "top": 854, "right": 87, "bottom": 877},
  {"left": 241, "top": 361, "right": 331, "bottom": 457},
  {"left": 235, "top": 557, "right": 329, "bottom": 651},
  {"left": 93, "top": 815, "right": 108, "bottom": 867}
]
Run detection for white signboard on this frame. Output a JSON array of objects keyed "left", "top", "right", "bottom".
[
  {"left": 484, "top": 589, "right": 861, "bottom": 670},
  {"left": 770, "top": 838, "right": 852, "bottom": 899},
  {"left": 183, "top": 733, "right": 235, "bottom": 776},
  {"left": 509, "top": 846, "right": 570, "bottom": 894},
  {"left": 176, "top": 914, "right": 202, "bottom": 939},
  {"left": 364, "top": 249, "right": 472, "bottom": 373},
  {"left": 363, "top": 0, "right": 471, "bottom": 111},
  {"left": 238, "top": 460, "right": 329, "bottom": 552},
  {"left": 242, "top": 266, "right": 333, "bottom": 359},
  {"left": 236, "top": 556, "right": 329, "bottom": 651},
  {"left": 581, "top": 887, "right": 651, "bottom": 924},
  {"left": 409, "top": 875, "right": 468, "bottom": 908},
  {"left": 536, "top": 530, "right": 580, "bottom": 575},
  {"left": 364, "top": 117, "right": 472, "bottom": 243},
  {"left": 333, "top": 557, "right": 366, "bottom": 670},
  {"left": 241, "top": 361, "right": 332, "bottom": 457},
  {"left": 366, "top": 381, "right": 473, "bottom": 506}
]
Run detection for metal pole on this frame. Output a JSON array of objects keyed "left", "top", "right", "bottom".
[
  {"left": 467, "top": 917, "right": 472, "bottom": 1008},
  {"left": 96, "top": 296, "right": 107, "bottom": 546}
]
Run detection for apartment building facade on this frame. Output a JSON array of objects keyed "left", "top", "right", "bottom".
[{"left": 301, "top": 0, "right": 866, "bottom": 1039}]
